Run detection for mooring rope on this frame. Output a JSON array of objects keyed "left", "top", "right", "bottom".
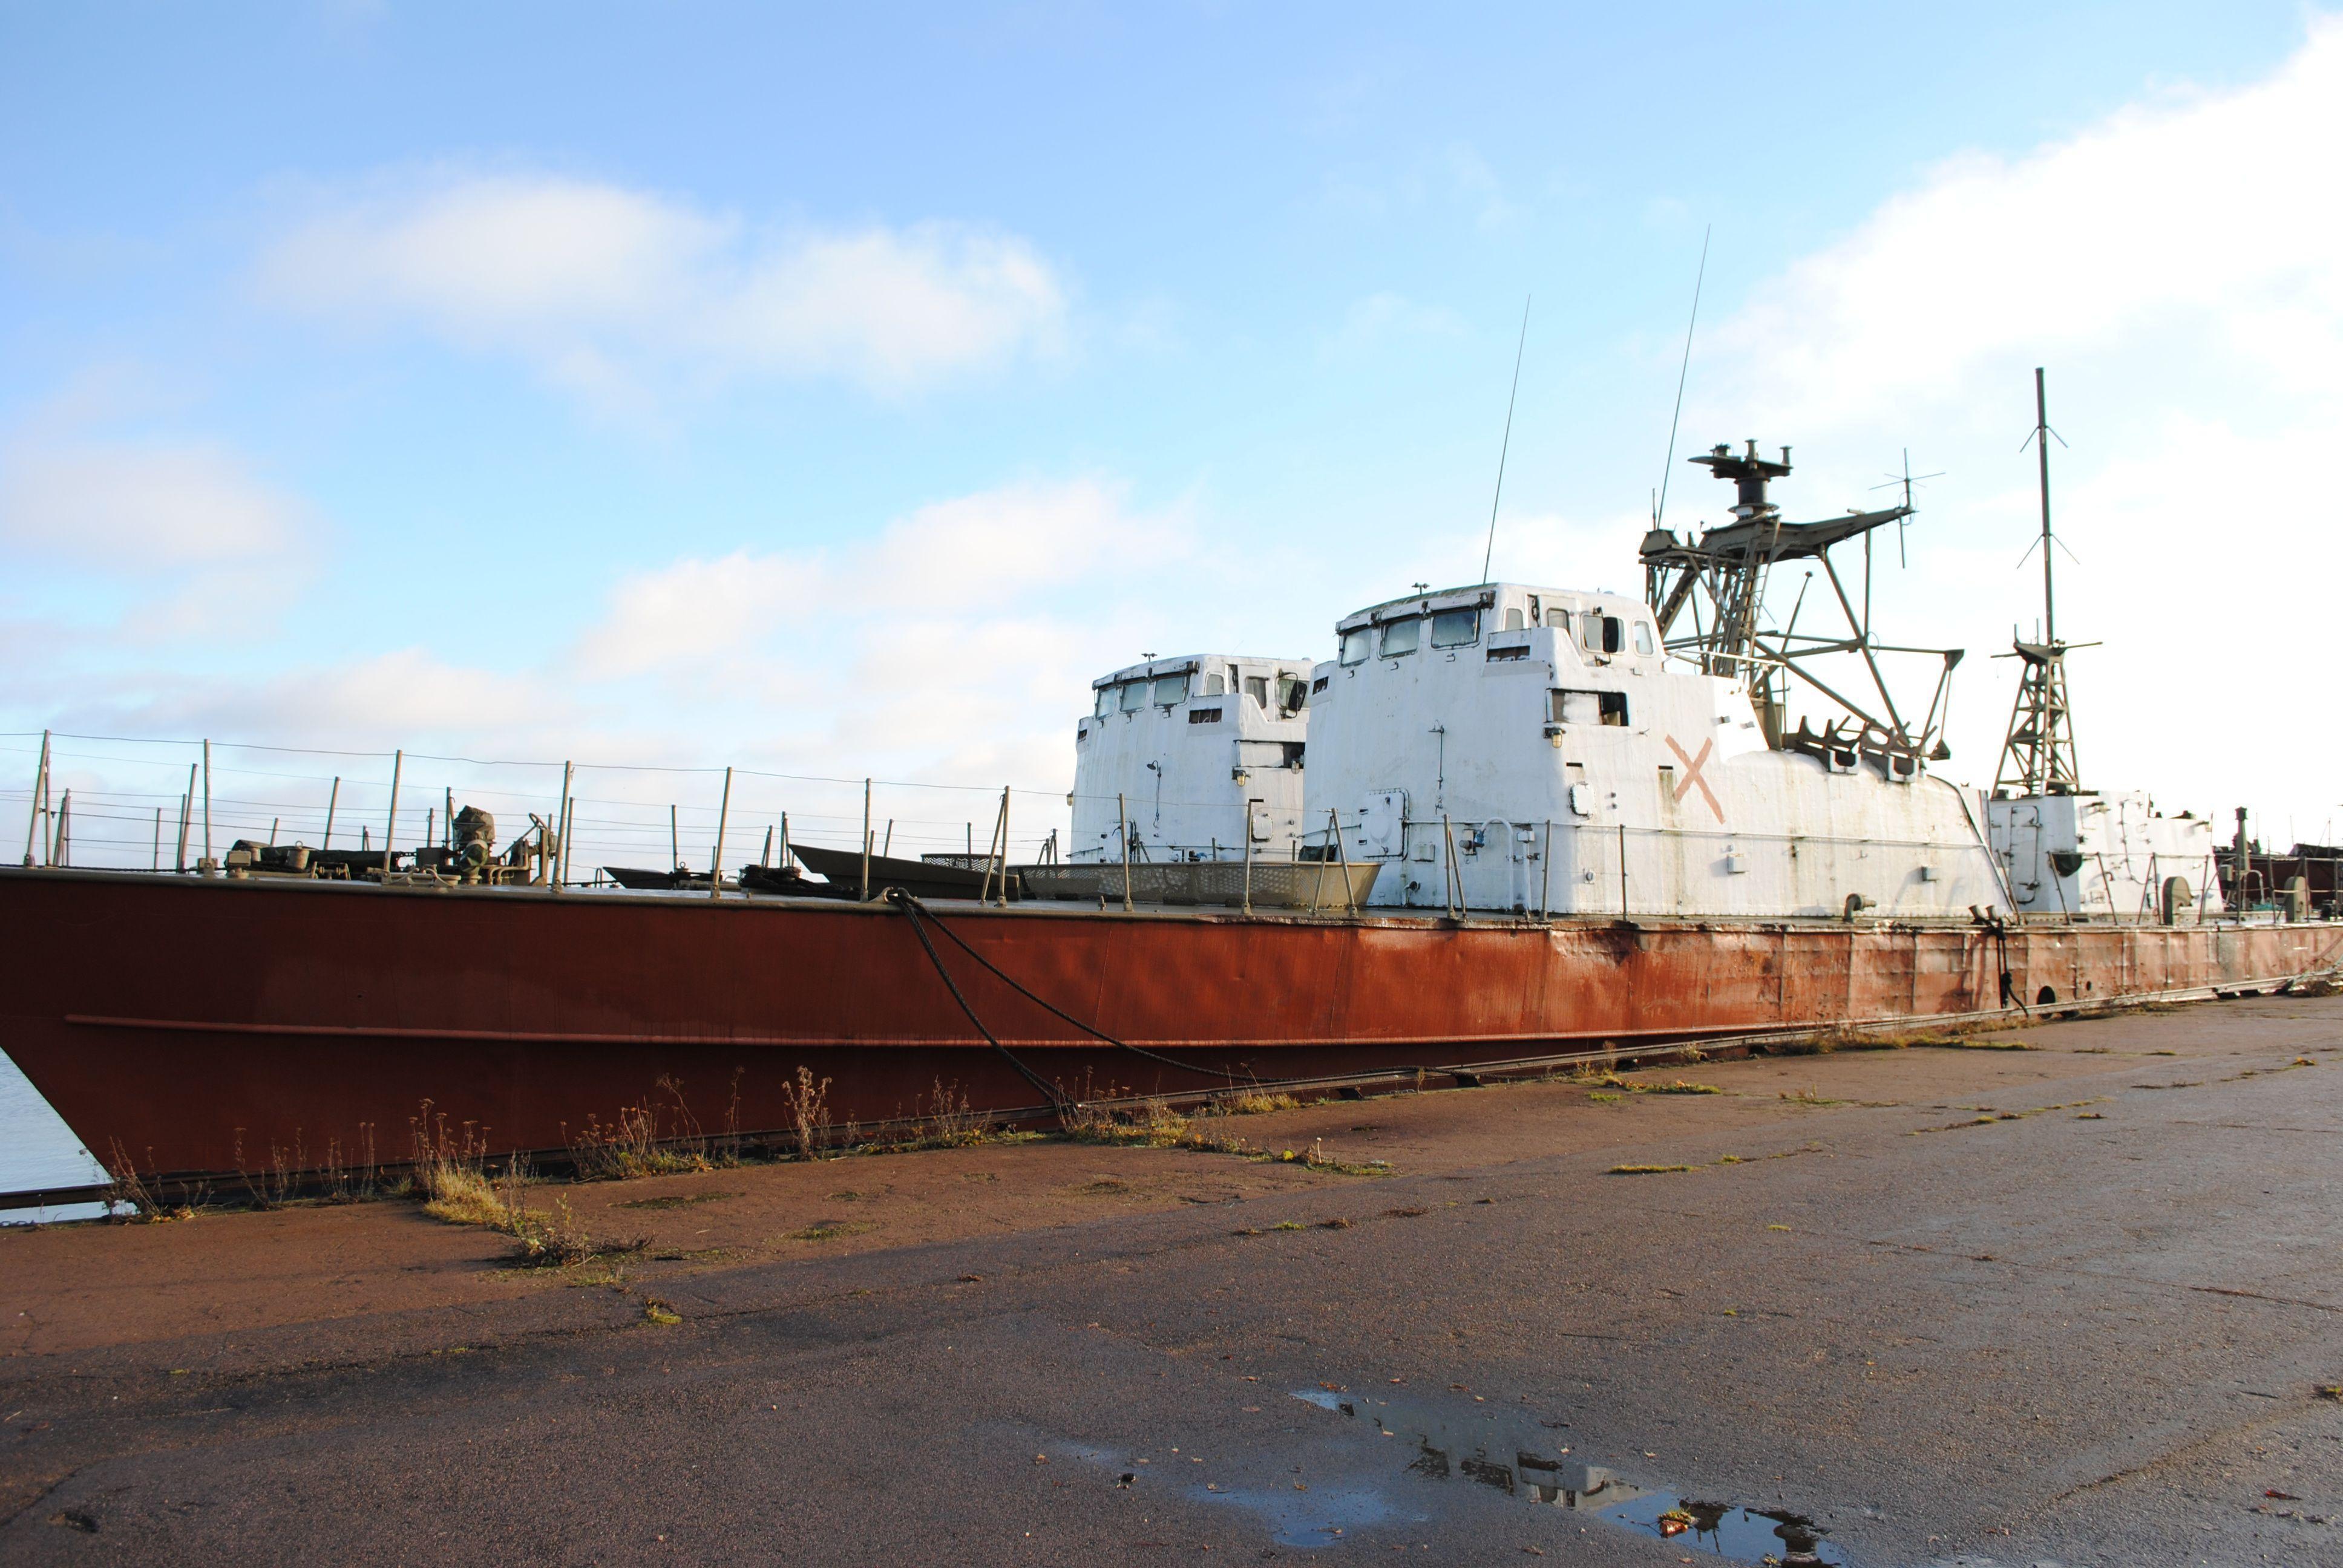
[
  {"left": 887, "top": 889, "right": 1072, "bottom": 1109},
  {"left": 1987, "top": 917, "right": 2028, "bottom": 1015},
  {"left": 889, "top": 890, "right": 1239, "bottom": 1086}
]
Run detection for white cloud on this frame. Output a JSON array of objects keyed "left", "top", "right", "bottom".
[
  {"left": 257, "top": 172, "right": 1069, "bottom": 400},
  {"left": 564, "top": 479, "right": 1185, "bottom": 788},
  {"left": 1685, "top": 15, "right": 2343, "bottom": 834},
  {"left": 251, "top": 648, "right": 555, "bottom": 740},
  {"left": 0, "top": 437, "right": 306, "bottom": 568},
  {"left": 578, "top": 549, "right": 814, "bottom": 680},
  {"left": 574, "top": 479, "right": 1163, "bottom": 684}
]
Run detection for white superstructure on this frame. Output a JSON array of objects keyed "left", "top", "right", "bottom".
[
  {"left": 1299, "top": 583, "right": 2010, "bottom": 917},
  {"left": 1071, "top": 654, "right": 1312, "bottom": 863},
  {"left": 1988, "top": 792, "right": 2223, "bottom": 922}
]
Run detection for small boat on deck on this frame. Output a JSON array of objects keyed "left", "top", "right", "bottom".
[{"left": 787, "top": 843, "right": 1019, "bottom": 901}]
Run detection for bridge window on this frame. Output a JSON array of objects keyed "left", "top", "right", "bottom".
[
  {"left": 1277, "top": 674, "right": 1308, "bottom": 714},
  {"left": 1504, "top": 607, "right": 1525, "bottom": 631},
  {"left": 1339, "top": 627, "right": 1372, "bottom": 665},
  {"left": 1633, "top": 621, "right": 1655, "bottom": 655},
  {"left": 1119, "top": 681, "right": 1145, "bottom": 713},
  {"left": 1380, "top": 617, "right": 1421, "bottom": 657},
  {"left": 1153, "top": 673, "right": 1189, "bottom": 706},
  {"left": 1205, "top": 672, "right": 1225, "bottom": 696},
  {"left": 1430, "top": 609, "right": 1480, "bottom": 648},
  {"left": 1245, "top": 675, "right": 1270, "bottom": 708},
  {"left": 1094, "top": 688, "right": 1115, "bottom": 717},
  {"left": 1580, "top": 613, "right": 1624, "bottom": 654}
]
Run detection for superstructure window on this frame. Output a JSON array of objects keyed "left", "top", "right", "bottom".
[
  {"left": 1277, "top": 674, "right": 1308, "bottom": 714},
  {"left": 1380, "top": 618, "right": 1420, "bottom": 657},
  {"left": 1153, "top": 673, "right": 1189, "bottom": 706},
  {"left": 1504, "top": 608, "right": 1525, "bottom": 631},
  {"left": 1244, "top": 675, "right": 1270, "bottom": 709},
  {"left": 1094, "top": 688, "right": 1115, "bottom": 718},
  {"left": 1205, "top": 672, "right": 1225, "bottom": 696},
  {"left": 1551, "top": 689, "right": 1630, "bottom": 727},
  {"left": 1430, "top": 609, "right": 1480, "bottom": 648},
  {"left": 1579, "top": 613, "right": 1624, "bottom": 654},
  {"left": 1633, "top": 622, "right": 1655, "bottom": 655},
  {"left": 1339, "top": 627, "right": 1372, "bottom": 665},
  {"left": 1119, "top": 681, "right": 1145, "bottom": 713}
]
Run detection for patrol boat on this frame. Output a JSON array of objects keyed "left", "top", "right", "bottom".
[{"left": 0, "top": 430, "right": 2319, "bottom": 1191}]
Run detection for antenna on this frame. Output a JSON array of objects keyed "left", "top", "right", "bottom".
[
  {"left": 1480, "top": 295, "right": 1531, "bottom": 584},
  {"left": 1869, "top": 448, "right": 1942, "bottom": 567},
  {"left": 1652, "top": 225, "right": 1711, "bottom": 530},
  {"left": 2019, "top": 365, "right": 2068, "bottom": 642}
]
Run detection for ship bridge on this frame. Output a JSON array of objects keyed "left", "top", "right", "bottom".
[
  {"left": 1071, "top": 653, "right": 1313, "bottom": 863},
  {"left": 1302, "top": 580, "right": 2008, "bottom": 919}
]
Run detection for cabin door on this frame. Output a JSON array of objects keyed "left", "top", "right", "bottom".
[{"left": 1359, "top": 790, "right": 1407, "bottom": 858}]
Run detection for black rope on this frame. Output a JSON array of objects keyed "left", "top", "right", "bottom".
[
  {"left": 891, "top": 890, "right": 1239, "bottom": 1086},
  {"left": 1988, "top": 917, "right": 2028, "bottom": 1015},
  {"left": 888, "top": 890, "right": 1070, "bottom": 1109}
]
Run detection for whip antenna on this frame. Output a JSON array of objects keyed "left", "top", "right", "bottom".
[
  {"left": 1653, "top": 225, "right": 1711, "bottom": 529},
  {"left": 1480, "top": 294, "right": 1531, "bottom": 584}
]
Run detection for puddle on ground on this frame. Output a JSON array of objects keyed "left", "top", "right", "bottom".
[
  {"left": 1191, "top": 1480, "right": 1407, "bottom": 1547},
  {"left": 1291, "top": 1387, "right": 1850, "bottom": 1564},
  {"left": 1035, "top": 1429, "right": 1425, "bottom": 1549}
]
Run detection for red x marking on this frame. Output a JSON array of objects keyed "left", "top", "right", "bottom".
[{"left": 1665, "top": 735, "right": 1724, "bottom": 823}]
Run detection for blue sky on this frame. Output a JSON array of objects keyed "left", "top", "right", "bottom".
[{"left": 6, "top": 2, "right": 2341, "bottom": 864}]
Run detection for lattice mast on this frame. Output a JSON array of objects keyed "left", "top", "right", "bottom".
[
  {"left": 1642, "top": 442, "right": 1959, "bottom": 768},
  {"left": 1995, "top": 368, "right": 2084, "bottom": 795}
]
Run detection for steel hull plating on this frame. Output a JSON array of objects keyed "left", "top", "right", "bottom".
[{"left": 2, "top": 869, "right": 2333, "bottom": 1180}]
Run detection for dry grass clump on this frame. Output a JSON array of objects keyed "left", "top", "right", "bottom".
[
  {"left": 1570, "top": 1071, "right": 1722, "bottom": 1097},
  {"left": 565, "top": 1076, "right": 735, "bottom": 1181},
  {"left": 781, "top": 1066, "right": 833, "bottom": 1160},
  {"left": 1220, "top": 1090, "right": 1303, "bottom": 1116},
  {"left": 1763, "top": 1025, "right": 1862, "bottom": 1055},
  {"left": 1607, "top": 1163, "right": 1694, "bottom": 1175},
  {"left": 420, "top": 1163, "right": 511, "bottom": 1227},
  {"left": 414, "top": 1146, "right": 643, "bottom": 1269},
  {"left": 908, "top": 1079, "right": 985, "bottom": 1148},
  {"left": 102, "top": 1140, "right": 200, "bottom": 1223},
  {"left": 510, "top": 1193, "right": 643, "bottom": 1269},
  {"left": 1060, "top": 1098, "right": 1389, "bottom": 1175},
  {"left": 1063, "top": 1097, "right": 1195, "bottom": 1148}
]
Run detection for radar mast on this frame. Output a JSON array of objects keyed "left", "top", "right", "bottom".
[
  {"left": 1994, "top": 368, "right": 2088, "bottom": 797},
  {"left": 1641, "top": 440, "right": 1961, "bottom": 771}
]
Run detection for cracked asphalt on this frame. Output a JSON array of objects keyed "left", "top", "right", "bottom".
[{"left": 5, "top": 993, "right": 2342, "bottom": 1566}]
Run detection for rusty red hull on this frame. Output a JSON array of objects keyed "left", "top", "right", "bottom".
[{"left": 2, "top": 869, "right": 2335, "bottom": 1180}]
